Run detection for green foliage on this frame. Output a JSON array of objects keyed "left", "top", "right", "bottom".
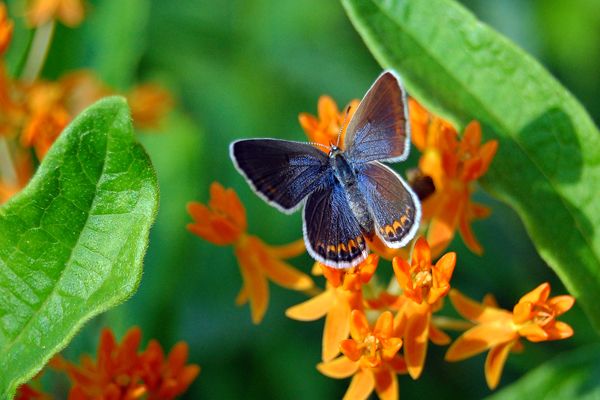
[
  {"left": 0, "top": 97, "right": 158, "bottom": 397},
  {"left": 488, "top": 344, "right": 600, "bottom": 399},
  {"left": 342, "top": 0, "right": 600, "bottom": 332}
]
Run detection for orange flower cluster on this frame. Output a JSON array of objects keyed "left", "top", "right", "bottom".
[
  {"left": 0, "top": 5, "right": 173, "bottom": 204},
  {"left": 410, "top": 99, "right": 498, "bottom": 256},
  {"left": 288, "top": 238, "right": 455, "bottom": 399},
  {"left": 50, "top": 327, "right": 200, "bottom": 400},
  {"left": 446, "top": 283, "right": 574, "bottom": 389},
  {"left": 186, "top": 90, "right": 575, "bottom": 399},
  {"left": 187, "top": 182, "right": 314, "bottom": 323}
]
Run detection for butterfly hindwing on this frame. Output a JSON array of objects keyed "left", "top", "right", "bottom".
[
  {"left": 357, "top": 161, "right": 421, "bottom": 248},
  {"left": 344, "top": 70, "right": 410, "bottom": 163},
  {"left": 303, "top": 177, "right": 368, "bottom": 268},
  {"left": 230, "top": 139, "right": 329, "bottom": 213}
]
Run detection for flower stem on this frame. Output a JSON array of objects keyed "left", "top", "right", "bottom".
[
  {"left": 0, "top": 137, "right": 17, "bottom": 186},
  {"left": 20, "top": 19, "right": 55, "bottom": 83},
  {"left": 431, "top": 316, "right": 475, "bottom": 331},
  {"left": 302, "top": 286, "right": 322, "bottom": 297}
]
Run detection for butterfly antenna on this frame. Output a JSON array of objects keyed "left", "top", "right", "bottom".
[
  {"left": 307, "top": 141, "right": 330, "bottom": 151},
  {"left": 336, "top": 105, "right": 353, "bottom": 148}
]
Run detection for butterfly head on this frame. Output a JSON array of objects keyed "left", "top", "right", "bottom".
[{"left": 327, "top": 143, "right": 341, "bottom": 158}]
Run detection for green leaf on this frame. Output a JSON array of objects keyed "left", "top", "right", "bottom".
[
  {"left": 342, "top": 0, "right": 600, "bottom": 331},
  {"left": 487, "top": 344, "right": 600, "bottom": 399},
  {"left": 0, "top": 97, "right": 158, "bottom": 397}
]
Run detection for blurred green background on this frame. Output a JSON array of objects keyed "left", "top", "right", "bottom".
[{"left": 10, "top": 0, "right": 600, "bottom": 397}]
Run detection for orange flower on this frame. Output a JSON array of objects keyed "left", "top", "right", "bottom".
[
  {"left": 20, "top": 81, "right": 70, "bottom": 159},
  {"left": 318, "top": 310, "right": 406, "bottom": 400},
  {"left": 298, "top": 95, "right": 360, "bottom": 151},
  {"left": 52, "top": 327, "right": 147, "bottom": 399},
  {"left": 139, "top": 340, "right": 200, "bottom": 400},
  {"left": 286, "top": 255, "right": 378, "bottom": 361},
  {"left": 319, "top": 254, "right": 379, "bottom": 291},
  {"left": 187, "top": 182, "right": 313, "bottom": 323},
  {"left": 413, "top": 102, "right": 498, "bottom": 256},
  {"left": 393, "top": 237, "right": 455, "bottom": 306},
  {"left": 407, "top": 98, "right": 429, "bottom": 152},
  {"left": 127, "top": 83, "right": 173, "bottom": 130},
  {"left": 187, "top": 182, "right": 247, "bottom": 245},
  {"left": 52, "top": 327, "right": 200, "bottom": 399},
  {"left": 445, "top": 283, "right": 575, "bottom": 389},
  {"left": 0, "top": 2, "right": 13, "bottom": 56},
  {"left": 392, "top": 237, "right": 454, "bottom": 378},
  {"left": 27, "top": 0, "right": 85, "bottom": 27}
]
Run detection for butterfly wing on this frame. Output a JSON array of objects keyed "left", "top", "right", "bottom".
[
  {"left": 344, "top": 70, "right": 410, "bottom": 163},
  {"left": 357, "top": 161, "right": 421, "bottom": 248},
  {"left": 230, "top": 139, "right": 329, "bottom": 213},
  {"left": 303, "top": 176, "right": 368, "bottom": 268}
]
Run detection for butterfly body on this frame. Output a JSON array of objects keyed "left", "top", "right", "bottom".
[
  {"left": 328, "top": 147, "right": 375, "bottom": 236},
  {"left": 230, "top": 70, "right": 421, "bottom": 268}
]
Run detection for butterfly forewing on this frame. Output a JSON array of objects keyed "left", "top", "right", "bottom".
[
  {"left": 344, "top": 71, "right": 410, "bottom": 163},
  {"left": 303, "top": 178, "right": 369, "bottom": 268},
  {"left": 230, "top": 139, "right": 329, "bottom": 213},
  {"left": 357, "top": 162, "right": 421, "bottom": 248}
]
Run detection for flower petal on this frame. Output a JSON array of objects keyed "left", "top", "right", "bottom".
[
  {"left": 285, "top": 290, "right": 334, "bottom": 321},
  {"left": 458, "top": 206, "right": 483, "bottom": 255},
  {"left": 374, "top": 311, "right": 394, "bottom": 338},
  {"left": 374, "top": 369, "right": 399, "bottom": 400},
  {"left": 392, "top": 257, "right": 411, "bottom": 291},
  {"left": 235, "top": 245, "right": 269, "bottom": 324},
  {"left": 209, "top": 182, "right": 247, "bottom": 231},
  {"left": 436, "top": 252, "right": 456, "bottom": 281},
  {"left": 317, "top": 356, "right": 359, "bottom": 379},
  {"left": 404, "top": 306, "right": 430, "bottom": 379},
  {"left": 350, "top": 310, "right": 371, "bottom": 341},
  {"left": 340, "top": 339, "right": 362, "bottom": 362},
  {"left": 519, "top": 282, "right": 551, "bottom": 304},
  {"left": 518, "top": 323, "right": 549, "bottom": 342},
  {"left": 266, "top": 238, "right": 306, "bottom": 259},
  {"left": 343, "top": 368, "right": 375, "bottom": 400},
  {"left": 322, "top": 295, "right": 352, "bottom": 362},
  {"left": 544, "top": 321, "right": 574, "bottom": 341},
  {"left": 257, "top": 247, "right": 314, "bottom": 291},
  {"left": 485, "top": 341, "right": 515, "bottom": 390},
  {"left": 549, "top": 295, "right": 575, "bottom": 316},
  {"left": 449, "top": 289, "right": 511, "bottom": 323},
  {"left": 445, "top": 323, "right": 517, "bottom": 361},
  {"left": 476, "top": 140, "right": 499, "bottom": 177},
  {"left": 412, "top": 237, "right": 432, "bottom": 266}
]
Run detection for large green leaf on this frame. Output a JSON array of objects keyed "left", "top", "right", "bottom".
[
  {"left": 0, "top": 97, "right": 158, "bottom": 397},
  {"left": 342, "top": 0, "right": 600, "bottom": 331},
  {"left": 487, "top": 345, "right": 600, "bottom": 399}
]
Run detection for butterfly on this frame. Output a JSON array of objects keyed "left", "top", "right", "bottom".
[{"left": 230, "top": 70, "right": 421, "bottom": 269}]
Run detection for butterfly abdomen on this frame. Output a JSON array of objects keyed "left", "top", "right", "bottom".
[{"left": 330, "top": 152, "right": 374, "bottom": 236}]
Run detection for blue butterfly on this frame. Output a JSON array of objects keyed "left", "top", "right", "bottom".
[{"left": 230, "top": 70, "right": 421, "bottom": 268}]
